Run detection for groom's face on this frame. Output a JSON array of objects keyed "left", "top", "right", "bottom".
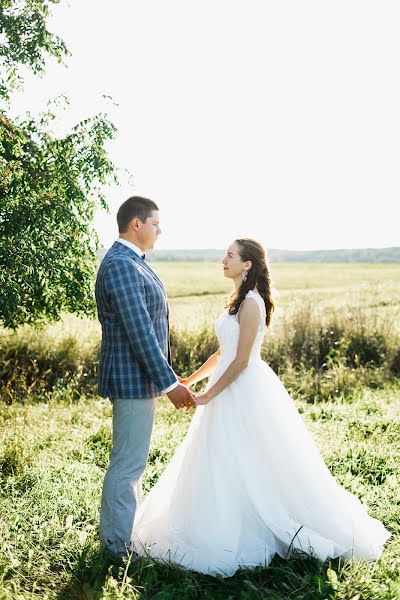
[{"left": 137, "top": 210, "right": 161, "bottom": 251}]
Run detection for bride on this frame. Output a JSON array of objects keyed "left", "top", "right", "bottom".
[{"left": 132, "top": 238, "right": 391, "bottom": 577}]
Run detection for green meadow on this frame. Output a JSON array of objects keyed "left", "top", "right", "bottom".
[
  {"left": 159, "top": 262, "right": 400, "bottom": 331},
  {"left": 34, "top": 261, "right": 400, "bottom": 335},
  {"left": 1, "top": 262, "right": 400, "bottom": 599}
]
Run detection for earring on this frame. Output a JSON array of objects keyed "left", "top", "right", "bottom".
[{"left": 242, "top": 270, "right": 248, "bottom": 282}]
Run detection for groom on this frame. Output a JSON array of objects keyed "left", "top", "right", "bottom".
[{"left": 95, "top": 196, "right": 195, "bottom": 557}]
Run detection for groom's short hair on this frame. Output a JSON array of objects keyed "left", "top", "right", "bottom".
[{"left": 117, "top": 196, "right": 159, "bottom": 233}]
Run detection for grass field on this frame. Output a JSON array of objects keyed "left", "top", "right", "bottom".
[
  {"left": 1, "top": 386, "right": 399, "bottom": 599},
  {"left": 164, "top": 262, "right": 400, "bottom": 331},
  {"left": 35, "top": 261, "right": 400, "bottom": 336},
  {"left": 0, "top": 262, "right": 400, "bottom": 598}
]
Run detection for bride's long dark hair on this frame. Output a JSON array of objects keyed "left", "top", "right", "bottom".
[{"left": 226, "top": 238, "right": 275, "bottom": 327}]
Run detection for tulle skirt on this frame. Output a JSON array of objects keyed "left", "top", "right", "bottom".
[{"left": 132, "top": 358, "right": 391, "bottom": 577}]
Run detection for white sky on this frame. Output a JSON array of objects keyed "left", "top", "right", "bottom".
[{"left": 10, "top": 0, "right": 400, "bottom": 250}]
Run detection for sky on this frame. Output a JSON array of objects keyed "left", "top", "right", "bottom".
[{"left": 10, "top": 0, "right": 400, "bottom": 251}]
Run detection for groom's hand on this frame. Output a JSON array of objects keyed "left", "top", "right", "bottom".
[{"left": 167, "top": 384, "right": 196, "bottom": 409}]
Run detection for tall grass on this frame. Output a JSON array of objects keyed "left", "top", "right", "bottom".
[
  {"left": 1, "top": 301, "right": 399, "bottom": 404},
  {"left": 0, "top": 326, "right": 99, "bottom": 403},
  {"left": 263, "top": 302, "right": 400, "bottom": 402}
]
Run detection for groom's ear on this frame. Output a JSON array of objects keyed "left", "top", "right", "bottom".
[{"left": 129, "top": 217, "right": 143, "bottom": 232}]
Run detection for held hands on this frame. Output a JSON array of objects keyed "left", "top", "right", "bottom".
[
  {"left": 170, "top": 377, "right": 214, "bottom": 408},
  {"left": 177, "top": 376, "right": 190, "bottom": 388},
  {"left": 167, "top": 384, "right": 196, "bottom": 410}
]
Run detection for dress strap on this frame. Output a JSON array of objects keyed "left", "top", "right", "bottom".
[{"left": 244, "top": 290, "right": 266, "bottom": 328}]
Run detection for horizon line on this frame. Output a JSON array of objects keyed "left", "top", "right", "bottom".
[{"left": 100, "top": 245, "right": 400, "bottom": 253}]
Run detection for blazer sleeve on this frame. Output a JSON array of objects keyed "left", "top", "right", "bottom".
[{"left": 104, "top": 258, "right": 177, "bottom": 391}]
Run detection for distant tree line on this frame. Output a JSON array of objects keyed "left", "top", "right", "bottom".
[{"left": 98, "top": 246, "right": 400, "bottom": 263}]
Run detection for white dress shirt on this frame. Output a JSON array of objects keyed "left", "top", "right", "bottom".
[
  {"left": 116, "top": 238, "right": 178, "bottom": 395},
  {"left": 117, "top": 237, "right": 145, "bottom": 258}
]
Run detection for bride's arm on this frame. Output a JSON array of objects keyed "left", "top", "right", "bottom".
[
  {"left": 196, "top": 299, "right": 260, "bottom": 404},
  {"left": 179, "top": 349, "right": 221, "bottom": 388}
]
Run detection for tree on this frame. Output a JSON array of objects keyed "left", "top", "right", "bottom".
[
  {"left": 0, "top": 1, "right": 120, "bottom": 328},
  {"left": 0, "top": 0, "right": 68, "bottom": 103}
]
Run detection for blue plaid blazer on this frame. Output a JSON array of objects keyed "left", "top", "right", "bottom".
[{"left": 95, "top": 242, "right": 177, "bottom": 399}]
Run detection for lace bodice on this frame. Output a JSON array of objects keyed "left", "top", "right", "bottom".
[{"left": 215, "top": 290, "right": 266, "bottom": 364}]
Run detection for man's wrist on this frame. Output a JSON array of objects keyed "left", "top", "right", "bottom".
[{"left": 162, "top": 380, "right": 179, "bottom": 394}]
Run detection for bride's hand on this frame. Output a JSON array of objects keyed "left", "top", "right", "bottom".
[
  {"left": 177, "top": 376, "right": 190, "bottom": 387},
  {"left": 195, "top": 393, "right": 212, "bottom": 405}
]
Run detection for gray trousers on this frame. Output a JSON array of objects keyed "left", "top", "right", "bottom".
[{"left": 100, "top": 397, "right": 156, "bottom": 555}]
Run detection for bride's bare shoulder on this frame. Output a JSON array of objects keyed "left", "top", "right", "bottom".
[{"left": 238, "top": 294, "right": 260, "bottom": 324}]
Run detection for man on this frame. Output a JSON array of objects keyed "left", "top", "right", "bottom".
[{"left": 95, "top": 196, "right": 195, "bottom": 557}]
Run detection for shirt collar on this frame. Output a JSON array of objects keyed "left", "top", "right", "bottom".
[{"left": 117, "top": 238, "right": 145, "bottom": 258}]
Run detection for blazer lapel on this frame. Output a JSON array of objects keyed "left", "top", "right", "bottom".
[
  {"left": 134, "top": 255, "right": 167, "bottom": 295},
  {"left": 113, "top": 242, "right": 167, "bottom": 295}
]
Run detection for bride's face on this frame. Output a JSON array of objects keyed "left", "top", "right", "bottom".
[{"left": 222, "top": 242, "right": 249, "bottom": 280}]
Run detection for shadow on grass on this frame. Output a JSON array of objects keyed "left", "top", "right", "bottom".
[{"left": 58, "top": 545, "right": 336, "bottom": 600}]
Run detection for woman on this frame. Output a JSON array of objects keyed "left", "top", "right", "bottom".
[{"left": 132, "top": 238, "right": 390, "bottom": 577}]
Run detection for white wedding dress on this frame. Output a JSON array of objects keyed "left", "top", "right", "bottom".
[{"left": 132, "top": 290, "right": 391, "bottom": 577}]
